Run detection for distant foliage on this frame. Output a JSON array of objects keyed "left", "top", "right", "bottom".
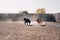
[
  {"left": 36, "top": 8, "right": 46, "bottom": 14},
  {"left": 22, "top": 11, "right": 28, "bottom": 13},
  {"left": 19, "top": 10, "right": 29, "bottom": 14}
]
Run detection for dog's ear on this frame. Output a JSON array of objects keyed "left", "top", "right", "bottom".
[{"left": 24, "top": 18, "right": 26, "bottom": 19}]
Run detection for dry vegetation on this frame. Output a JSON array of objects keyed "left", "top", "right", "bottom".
[{"left": 0, "top": 22, "right": 60, "bottom": 40}]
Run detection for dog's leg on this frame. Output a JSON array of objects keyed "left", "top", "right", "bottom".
[
  {"left": 29, "top": 23, "right": 30, "bottom": 25},
  {"left": 24, "top": 22, "right": 25, "bottom": 25},
  {"left": 27, "top": 23, "right": 28, "bottom": 25}
]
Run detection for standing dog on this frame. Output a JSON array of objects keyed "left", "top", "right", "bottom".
[{"left": 23, "top": 18, "right": 31, "bottom": 25}]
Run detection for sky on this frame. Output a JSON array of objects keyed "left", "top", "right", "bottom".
[{"left": 0, "top": 0, "right": 60, "bottom": 13}]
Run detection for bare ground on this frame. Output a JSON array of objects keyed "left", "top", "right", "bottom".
[{"left": 0, "top": 22, "right": 60, "bottom": 40}]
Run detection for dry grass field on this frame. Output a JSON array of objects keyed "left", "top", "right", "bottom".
[{"left": 0, "top": 22, "right": 60, "bottom": 40}]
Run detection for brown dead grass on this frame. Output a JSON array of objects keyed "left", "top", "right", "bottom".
[{"left": 0, "top": 22, "right": 60, "bottom": 40}]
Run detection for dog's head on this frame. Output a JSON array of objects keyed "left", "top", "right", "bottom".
[{"left": 23, "top": 18, "right": 26, "bottom": 21}]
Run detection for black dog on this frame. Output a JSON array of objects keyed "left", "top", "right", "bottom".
[{"left": 23, "top": 18, "right": 31, "bottom": 25}]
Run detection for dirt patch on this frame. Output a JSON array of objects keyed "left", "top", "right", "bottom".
[{"left": 0, "top": 22, "right": 60, "bottom": 40}]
